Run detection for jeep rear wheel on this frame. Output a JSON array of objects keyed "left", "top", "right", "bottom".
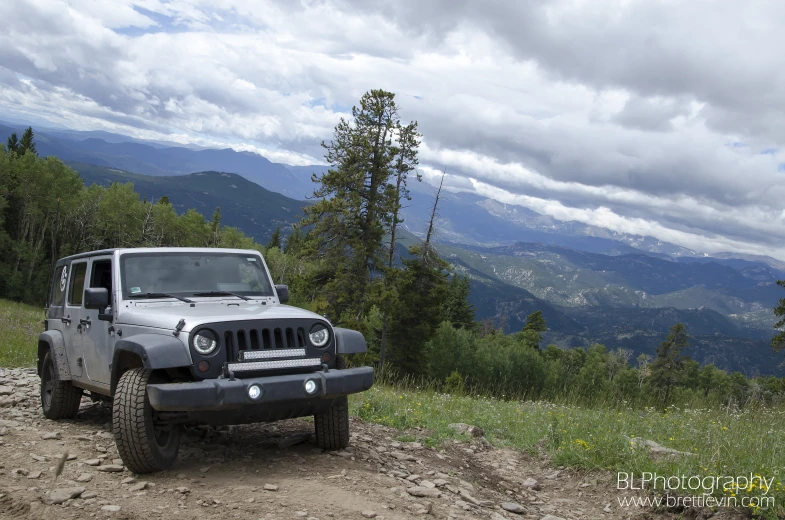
[
  {"left": 314, "top": 395, "right": 350, "bottom": 450},
  {"left": 40, "top": 351, "right": 82, "bottom": 419},
  {"left": 113, "top": 368, "right": 180, "bottom": 473}
]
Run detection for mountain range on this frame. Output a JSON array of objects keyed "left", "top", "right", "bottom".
[{"left": 3, "top": 121, "right": 783, "bottom": 375}]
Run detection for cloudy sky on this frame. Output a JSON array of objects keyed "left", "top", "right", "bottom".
[{"left": 2, "top": 0, "right": 785, "bottom": 258}]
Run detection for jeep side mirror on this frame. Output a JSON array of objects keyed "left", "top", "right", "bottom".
[
  {"left": 84, "top": 287, "right": 109, "bottom": 310},
  {"left": 275, "top": 284, "right": 289, "bottom": 304}
]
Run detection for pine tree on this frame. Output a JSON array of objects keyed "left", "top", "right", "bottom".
[
  {"left": 6, "top": 133, "right": 19, "bottom": 154},
  {"left": 442, "top": 275, "right": 475, "bottom": 329},
  {"left": 649, "top": 322, "right": 689, "bottom": 403},
  {"left": 267, "top": 226, "right": 282, "bottom": 249},
  {"left": 158, "top": 195, "right": 171, "bottom": 205},
  {"left": 284, "top": 225, "right": 304, "bottom": 255},
  {"left": 521, "top": 310, "right": 547, "bottom": 349},
  {"left": 300, "top": 89, "right": 414, "bottom": 327},
  {"left": 19, "top": 127, "right": 37, "bottom": 155}
]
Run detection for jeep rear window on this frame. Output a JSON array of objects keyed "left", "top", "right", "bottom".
[{"left": 119, "top": 252, "right": 274, "bottom": 299}]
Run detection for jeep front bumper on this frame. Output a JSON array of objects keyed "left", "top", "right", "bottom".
[{"left": 146, "top": 367, "right": 374, "bottom": 412}]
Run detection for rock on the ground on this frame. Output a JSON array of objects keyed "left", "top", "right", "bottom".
[
  {"left": 129, "top": 481, "right": 148, "bottom": 492},
  {"left": 540, "top": 516, "right": 566, "bottom": 520},
  {"left": 502, "top": 501, "right": 526, "bottom": 514},
  {"left": 76, "top": 473, "right": 93, "bottom": 483},
  {"left": 361, "top": 511, "right": 377, "bottom": 518},
  {"left": 44, "top": 487, "right": 85, "bottom": 505},
  {"left": 522, "top": 478, "right": 541, "bottom": 491},
  {"left": 263, "top": 484, "right": 278, "bottom": 491},
  {"left": 101, "top": 505, "right": 121, "bottom": 512},
  {"left": 41, "top": 431, "right": 61, "bottom": 440},
  {"left": 406, "top": 486, "right": 441, "bottom": 498},
  {"left": 96, "top": 464, "right": 124, "bottom": 472},
  {"left": 627, "top": 437, "right": 696, "bottom": 460},
  {"left": 448, "top": 423, "right": 485, "bottom": 437}
]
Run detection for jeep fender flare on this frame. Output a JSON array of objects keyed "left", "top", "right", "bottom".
[
  {"left": 334, "top": 327, "right": 367, "bottom": 354},
  {"left": 111, "top": 334, "right": 192, "bottom": 394},
  {"left": 38, "top": 330, "right": 71, "bottom": 380}
]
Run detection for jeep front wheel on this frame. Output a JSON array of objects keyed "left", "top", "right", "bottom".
[
  {"left": 314, "top": 395, "right": 350, "bottom": 450},
  {"left": 40, "top": 351, "right": 82, "bottom": 419},
  {"left": 113, "top": 368, "right": 180, "bottom": 473}
]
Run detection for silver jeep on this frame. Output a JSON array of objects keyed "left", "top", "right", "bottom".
[{"left": 38, "top": 247, "right": 374, "bottom": 473}]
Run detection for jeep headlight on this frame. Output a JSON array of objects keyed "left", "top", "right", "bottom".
[
  {"left": 309, "top": 324, "right": 330, "bottom": 348},
  {"left": 193, "top": 330, "right": 218, "bottom": 355}
]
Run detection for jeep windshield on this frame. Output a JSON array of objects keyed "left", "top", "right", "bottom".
[{"left": 120, "top": 252, "right": 274, "bottom": 300}]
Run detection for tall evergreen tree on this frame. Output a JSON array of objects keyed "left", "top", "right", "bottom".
[
  {"left": 649, "top": 323, "right": 689, "bottom": 403},
  {"left": 19, "top": 127, "right": 37, "bottom": 155},
  {"left": 6, "top": 133, "right": 19, "bottom": 154},
  {"left": 300, "top": 89, "right": 415, "bottom": 327},
  {"left": 267, "top": 226, "right": 282, "bottom": 250},
  {"left": 442, "top": 275, "right": 475, "bottom": 329}
]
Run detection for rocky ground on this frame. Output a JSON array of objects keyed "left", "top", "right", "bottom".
[{"left": 0, "top": 368, "right": 745, "bottom": 520}]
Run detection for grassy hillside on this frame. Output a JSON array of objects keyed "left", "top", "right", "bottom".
[
  {"left": 0, "top": 300, "right": 42, "bottom": 367},
  {"left": 352, "top": 380, "right": 785, "bottom": 519},
  {"left": 69, "top": 162, "right": 308, "bottom": 243}
]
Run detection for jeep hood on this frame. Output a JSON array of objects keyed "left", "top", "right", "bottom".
[{"left": 118, "top": 301, "right": 328, "bottom": 332}]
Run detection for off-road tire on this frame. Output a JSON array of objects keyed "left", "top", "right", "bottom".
[
  {"left": 40, "top": 351, "right": 82, "bottom": 419},
  {"left": 113, "top": 368, "right": 180, "bottom": 474},
  {"left": 314, "top": 395, "right": 350, "bottom": 450}
]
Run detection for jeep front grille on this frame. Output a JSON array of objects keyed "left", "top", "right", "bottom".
[{"left": 224, "top": 326, "right": 307, "bottom": 357}]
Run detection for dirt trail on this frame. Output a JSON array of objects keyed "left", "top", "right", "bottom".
[{"left": 0, "top": 368, "right": 742, "bottom": 520}]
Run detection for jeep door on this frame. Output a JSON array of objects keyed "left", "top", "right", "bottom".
[
  {"left": 63, "top": 260, "right": 88, "bottom": 379},
  {"left": 80, "top": 256, "right": 114, "bottom": 385}
]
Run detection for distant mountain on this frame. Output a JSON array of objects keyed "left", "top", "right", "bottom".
[
  {"left": 0, "top": 123, "right": 310, "bottom": 199},
  {"left": 70, "top": 163, "right": 307, "bottom": 243}
]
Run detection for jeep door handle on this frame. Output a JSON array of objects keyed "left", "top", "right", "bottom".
[
  {"left": 61, "top": 317, "right": 71, "bottom": 325},
  {"left": 79, "top": 318, "right": 91, "bottom": 326}
]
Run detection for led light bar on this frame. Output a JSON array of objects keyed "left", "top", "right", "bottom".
[
  {"left": 240, "top": 348, "right": 306, "bottom": 361},
  {"left": 228, "top": 358, "right": 322, "bottom": 372}
]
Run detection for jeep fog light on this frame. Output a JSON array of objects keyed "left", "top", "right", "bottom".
[
  {"left": 304, "top": 379, "right": 317, "bottom": 395},
  {"left": 248, "top": 384, "right": 262, "bottom": 400}
]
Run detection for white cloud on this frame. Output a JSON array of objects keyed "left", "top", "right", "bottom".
[{"left": 1, "top": 0, "right": 785, "bottom": 258}]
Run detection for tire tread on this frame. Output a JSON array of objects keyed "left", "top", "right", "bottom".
[
  {"left": 113, "top": 368, "right": 177, "bottom": 473},
  {"left": 41, "top": 352, "right": 82, "bottom": 420},
  {"left": 314, "top": 395, "right": 350, "bottom": 450}
]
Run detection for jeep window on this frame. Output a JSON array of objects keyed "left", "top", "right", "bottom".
[
  {"left": 89, "top": 260, "right": 112, "bottom": 293},
  {"left": 49, "top": 265, "right": 67, "bottom": 308},
  {"left": 120, "top": 252, "right": 274, "bottom": 299},
  {"left": 67, "top": 262, "right": 87, "bottom": 306}
]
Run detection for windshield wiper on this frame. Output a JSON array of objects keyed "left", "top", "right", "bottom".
[
  {"left": 192, "top": 291, "right": 251, "bottom": 301},
  {"left": 128, "top": 292, "right": 194, "bottom": 303}
]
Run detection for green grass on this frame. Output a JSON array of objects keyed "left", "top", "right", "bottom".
[
  {"left": 0, "top": 299, "right": 42, "bottom": 367},
  {"left": 349, "top": 382, "right": 785, "bottom": 518}
]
